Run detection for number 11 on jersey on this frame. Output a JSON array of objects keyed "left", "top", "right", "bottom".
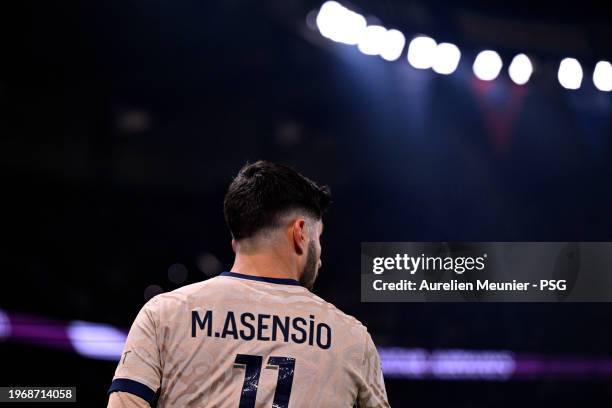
[{"left": 234, "top": 354, "right": 295, "bottom": 408}]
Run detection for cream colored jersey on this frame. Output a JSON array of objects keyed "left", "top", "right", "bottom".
[{"left": 108, "top": 272, "right": 389, "bottom": 407}]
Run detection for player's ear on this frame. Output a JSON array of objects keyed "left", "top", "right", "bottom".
[
  {"left": 292, "top": 218, "right": 307, "bottom": 255},
  {"left": 231, "top": 238, "right": 237, "bottom": 253}
]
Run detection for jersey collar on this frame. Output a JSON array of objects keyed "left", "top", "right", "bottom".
[{"left": 220, "top": 271, "right": 301, "bottom": 286}]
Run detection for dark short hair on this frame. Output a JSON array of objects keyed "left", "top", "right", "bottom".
[{"left": 223, "top": 160, "right": 331, "bottom": 240}]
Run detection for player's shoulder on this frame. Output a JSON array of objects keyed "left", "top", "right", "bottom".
[
  {"left": 142, "top": 278, "right": 220, "bottom": 311},
  {"left": 308, "top": 291, "right": 367, "bottom": 332}
]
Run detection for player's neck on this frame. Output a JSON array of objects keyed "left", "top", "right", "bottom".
[{"left": 230, "top": 252, "right": 300, "bottom": 282}]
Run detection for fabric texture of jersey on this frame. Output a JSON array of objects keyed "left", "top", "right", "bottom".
[{"left": 109, "top": 272, "right": 389, "bottom": 407}]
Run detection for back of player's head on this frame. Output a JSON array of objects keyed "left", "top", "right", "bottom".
[{"left": 224, "top": 160, "right": 331, "bottom": 241}]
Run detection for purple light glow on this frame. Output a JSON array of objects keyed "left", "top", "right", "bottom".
[
  {"left": 0, "top": 309, "right": 10, "bottom": 339},
  {"left": 2, "top": 308, "right": 612, "bottom": 380},
  {"left": 7, "top": 312, "right": 72, "bottom": 350},
  {"left": 379, "top": 347, "right": 515, "bottom": 380},
  {"left": 67, "top": 321, "right": 127, "bottom": 361},
  {"left": 514, "top": 356, "right": 612, "bottom": 378}
]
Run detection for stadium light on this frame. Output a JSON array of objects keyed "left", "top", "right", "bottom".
[
  {"left": 357, "top": 26, "right": 406, "bottom": 61},
  {"left": 314, "top": 3, "right": 406, "bottom": 63},
  {"left": 558, "top": 58, "right": 583, "bottom": 90},
  {"left": 316, "top": 1, "right": 366, "bottom": 45},
  {"left": 593, "top": 61, "right": 612, "bottom": 92},
  {"left": 432, "top": 42, "right": 461, "bottom": 75},
  {"left": 508, "top": 54, "right": 533, "bottom": 85},
  {"left": 380, "top": 29, "right": 406, "bottom": 61},
  {"left": 357, "top": 25, "right": 387, "bottom": 56},
  {"left": 473, "top": 50, "right": 503, "bottom": 81},
  {"left": 407, "top": 36, "right": 437, "bottom": 69}
]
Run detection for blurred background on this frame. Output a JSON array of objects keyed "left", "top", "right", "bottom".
[{"left": 3, "top": 0, "right": 612, "bottom": 406}]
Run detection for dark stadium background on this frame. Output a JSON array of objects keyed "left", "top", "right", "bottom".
[{"left": 3, "top": 0, "right": 612, "bottom": 406}]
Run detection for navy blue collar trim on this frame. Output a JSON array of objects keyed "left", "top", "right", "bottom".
[{"left": 220, "top": 271, "right": 301, "bottom": 286}]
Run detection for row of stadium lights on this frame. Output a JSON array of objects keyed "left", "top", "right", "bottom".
[{"left": 315, "top": 1, "right": 612, "bottom": 91}]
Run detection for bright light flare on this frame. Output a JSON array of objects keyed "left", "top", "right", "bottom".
[
  {"left": 432, "top": 42, "right": 461, "bottom": 75},
  {"left": 316, "top": 1, "right": 366, "bottom": 45},
  {"left": 407, "top": 36, "right": 437, "bottom": 69},
  {"left": 380, "top": 29, "right": 406, "bottom": 61},
  {"left": 593, "top": 60, "right": 612, "bottom": 92},
  {"left": 357, "top": 25, "right": 387, "bottom": 55},
  {"left": 558, "top": 58, "right": 583, "bottom": 90},
  {"left": 508, "top": 54, "right": 533, "bottom": 85},
  {"left": 473, "top": 50, "right": 503, "bottom": 81}
]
